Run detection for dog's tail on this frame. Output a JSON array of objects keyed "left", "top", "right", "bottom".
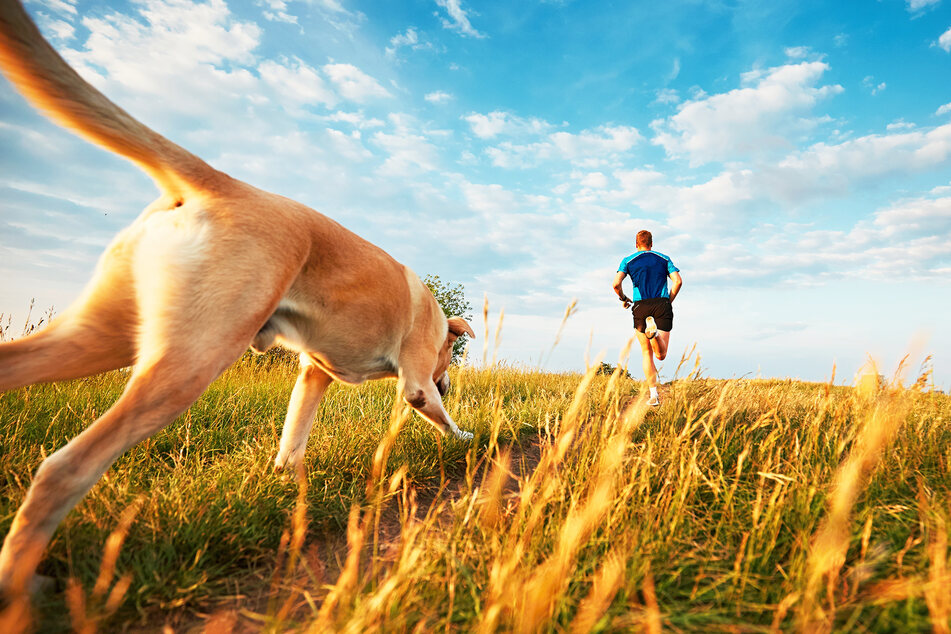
[{"left": 0, "top": 0, "right": 223, "bottom": 197}]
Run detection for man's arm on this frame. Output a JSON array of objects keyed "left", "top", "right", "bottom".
[
  {"left": 613, "top": 271, "right": 632, "bottom": 308},
  {"left": 668, "top": 271, "right": 683, "bottom": 303}
]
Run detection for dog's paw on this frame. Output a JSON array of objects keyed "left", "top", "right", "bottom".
[
  {"left": 455, "top": 430, "right": 474, "bottom": 442},
  {"left": 273, "top": 456, "right": 291, "bottom": 475},
  {"left": 274, "top": 452, "right": 306, "bottom": 480}
]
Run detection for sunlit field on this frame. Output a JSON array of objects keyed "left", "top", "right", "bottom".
[{"left": 1, "top": 340, "right": 949, "bottom": 632}]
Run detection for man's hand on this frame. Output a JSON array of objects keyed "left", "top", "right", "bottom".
[
  {"left": 668, "top": 271, "right": 683, "bottom": 303},
  {"left": 613, "top": 271, "right": 631, "bottom": 309}
]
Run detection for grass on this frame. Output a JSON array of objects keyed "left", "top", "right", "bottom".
[{"left": 1, "top": 344, "right": 950, "bottom": 632}]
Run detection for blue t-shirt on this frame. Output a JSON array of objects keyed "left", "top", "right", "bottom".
[{"left": 618, "top": 251, "right": 679, "bottom": 301}]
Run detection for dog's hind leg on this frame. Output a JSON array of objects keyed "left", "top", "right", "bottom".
[
  {"left": 0, "top": 340, "right": 244, "bottom": 596},
  {"left": 399, "top": 359, "right": 473, "bottom": 442},
  {"left": 273, "top": 354, "right": 333, "bottom": 474},
  {"left": 0, "top": 290, "right": 137, "bottom": 392},
  {"left": 0, "top": 233, "right": 141, "bottom": 391},
  {"left": 0, "top": 314, "right": 135, "bottom": 391},
  {"left": 0, "top": 232, "right": 277, "bottom": 594}
]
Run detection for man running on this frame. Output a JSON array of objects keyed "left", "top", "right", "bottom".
[{"left": 612, "top": 230, "right": 683, "bottom": 406}]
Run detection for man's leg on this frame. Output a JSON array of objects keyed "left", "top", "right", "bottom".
[
  {"left": 649, "top": 299, "right": 674, "bottom": 361},
  {"left": 636, "top": 330, "right": 658, "bottom": 388},
  {"left": 650, "top": 330, "right": 670, "bottom": 361}
]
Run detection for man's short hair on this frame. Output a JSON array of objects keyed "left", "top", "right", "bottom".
[{"left": 636, "top": 230, "right": 653, "bottom": 249}]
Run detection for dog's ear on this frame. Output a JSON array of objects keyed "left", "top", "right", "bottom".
[{"left": 447, "top": 316, "right": 475, "bottom": 339}]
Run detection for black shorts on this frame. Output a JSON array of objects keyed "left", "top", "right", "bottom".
[{"left": 632, "top": 298, "right": 673, "bottom": 333}]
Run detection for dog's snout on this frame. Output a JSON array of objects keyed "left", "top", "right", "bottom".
[{"left": 436, "top": 373, "right": 451, "bottom": 397}]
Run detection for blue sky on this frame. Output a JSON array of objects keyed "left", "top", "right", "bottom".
[{"left": 1, "top": 0, "right": 950, "bottom": 387}]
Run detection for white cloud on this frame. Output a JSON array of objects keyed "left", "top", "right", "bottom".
[
  {"left": 385, "top": 27, "right": 439, "bottom": 57},
  {"left": 484, "top": 143, "right": 542, "bottom": 169},
  {"left": 745, "top": 195, "right": 951, "bottom": 284},
  {"left": 425, "top": 90, "right": 453, "bottom": 104},
  {"left": 581, "top": 123, "right": 951, "bottom": 237},
  {"left": 325, "top": 128, "right": 372, "bottom": 162},
  {"left": 485, "top": 125, "right": 642, "bottom": 169},
  {"left": 550, "top": 126, "right": 642, "bottom": 158},
  {"left": 907, "top": 0, "right": 941, "bottom": 11},
  {"left": 668, "top": 58, "right": 680, "bottom": 81},
  {"left": 452, "top": 181, "right": 586, "bottom": 261},
  {"left": 312, "top": 0, "right": 350, "bottom": 12},
  {"left": 461, "top": 182, "right": 519, "bottom": 215},
  {"left": 260, "top": 0, "right": 298, "bottom": 24},
  {"left": 259, "top": 58, "right": 337, "bottom": 107},
  {"left": 57, "top": 0, "right": 262, "bottom": 125},
  {"left": 613, "top": 168, "right": 665, "bottom": 192},
  {"left": 939, "top": 26, "right": 951, "bottom": 52},
  {"left": 391, "top": 27, "right": 418, "bottom": 46},
  {"left": 662, "top": 171, "right": 755, "bottom": 232},
  {"left": 784, "top": 46, "right": 810, "bottom": 59},
  {"left": 863, "top": 75, "right": 886, "bottom": 95},
  {"left": 386, "top": 27, "right": 417, "bottom": 57},
  {"left": 872, "top": 195, "right": 951, "bottom": 238},
  {"left": 434, "top": 0, "right": 486, "bottom": 38},
  {"left": 303, "top": 0, "right": 366, "bottom": 34},
  {"left": 323, "top": 63, "right": 392, "bottom": 102},
  {"left": 937, "top": 102, "right": 951, "bottom": 116},
  {"left": 653, "top": 88, "right": 680, "bottom": 105},
  {"left": 32, "top": 0, "right": 77, "bottom": 15},
  {"left": 463, "top": 111, "right": 551, "bottom": 138},
  {"left": 319, "top": 111, "right": 386, "bottom": 128},
  {"left": 35, "top": 11, "right": 75, "bottom": 41},
  {"left": 577, "top": 171, "right": 609, "bottom": 189},
  {"left": 592, "top": 167, "right": 756, "bottom": 237},
  {"left": 372, "top": 129, "right": 440, "bottom": 175},
  {"left": 651, "top": 61, "right": 843, "bottom": 165},
  {"left": 774, "top": 123, "right": 951, "bottom": 190},
  {"left": 6, "top": 0, "right": 421, "bottom": 215},
  {"left": 886, "top": 119, "right": 915, "bottom": 131}
]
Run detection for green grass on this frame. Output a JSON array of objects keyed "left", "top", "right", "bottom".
[{"left": 1, "top": 351, "right": 950, "bottom": 632}]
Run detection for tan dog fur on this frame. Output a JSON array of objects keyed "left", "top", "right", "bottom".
[{"left": 0, "top": 0, "right": 474, "bottom": 595}]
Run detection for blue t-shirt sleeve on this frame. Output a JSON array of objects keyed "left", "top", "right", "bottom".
[
  {"left": 667, "top": 259, "right": 679, "bottom": 274},
  {"left": 617, "top": 257, "right": 630, "bottom": 273}
]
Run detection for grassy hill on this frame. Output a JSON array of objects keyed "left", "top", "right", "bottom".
[{"left": 1, "top": 352, "right": 949, "bottom": 631}]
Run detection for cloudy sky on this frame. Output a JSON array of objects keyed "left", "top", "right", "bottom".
[{"left": 1, "top": 0, "right": 950, "bottom": 387}]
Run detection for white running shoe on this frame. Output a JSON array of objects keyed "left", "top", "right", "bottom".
[
  {"left": 644, "top": 316, "right": 657, "bottom": 340},
  {"left": 647, "top": 395, "right": 660, "bottom": 407}
]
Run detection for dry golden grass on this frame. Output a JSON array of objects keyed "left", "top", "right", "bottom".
[{"left": 1, "top": 331, "right": 949, "bottom": 631}]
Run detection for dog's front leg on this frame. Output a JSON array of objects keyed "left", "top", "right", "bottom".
[
  {"left": 274, "top": 355, "right": 333, "bottom": 474},
  {"left": 399, "top": 363, "right": 473, "bottom": 441},
  {"left": 404, "top": 382, "right": 473, "bottom": 441}
]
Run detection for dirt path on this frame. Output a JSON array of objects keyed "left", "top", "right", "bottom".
[{"left": 136, "top": 435, "right": 545, "bottom": 633}]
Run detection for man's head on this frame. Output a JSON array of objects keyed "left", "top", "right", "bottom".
[{"left": 636, "top": 230, "right": 652, "bottom": 250}]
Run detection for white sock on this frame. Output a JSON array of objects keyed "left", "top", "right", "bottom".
[{"left": 649, "top": 386, "right": 658, "bottom": 399}]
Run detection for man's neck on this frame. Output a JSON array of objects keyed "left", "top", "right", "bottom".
[{"left": 637, "top": 247, "right": 651, "bottom": 252}]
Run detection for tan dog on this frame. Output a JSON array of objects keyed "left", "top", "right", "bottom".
[{"left": 0, "top": 0, "right": 474, "bottom": 595}]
